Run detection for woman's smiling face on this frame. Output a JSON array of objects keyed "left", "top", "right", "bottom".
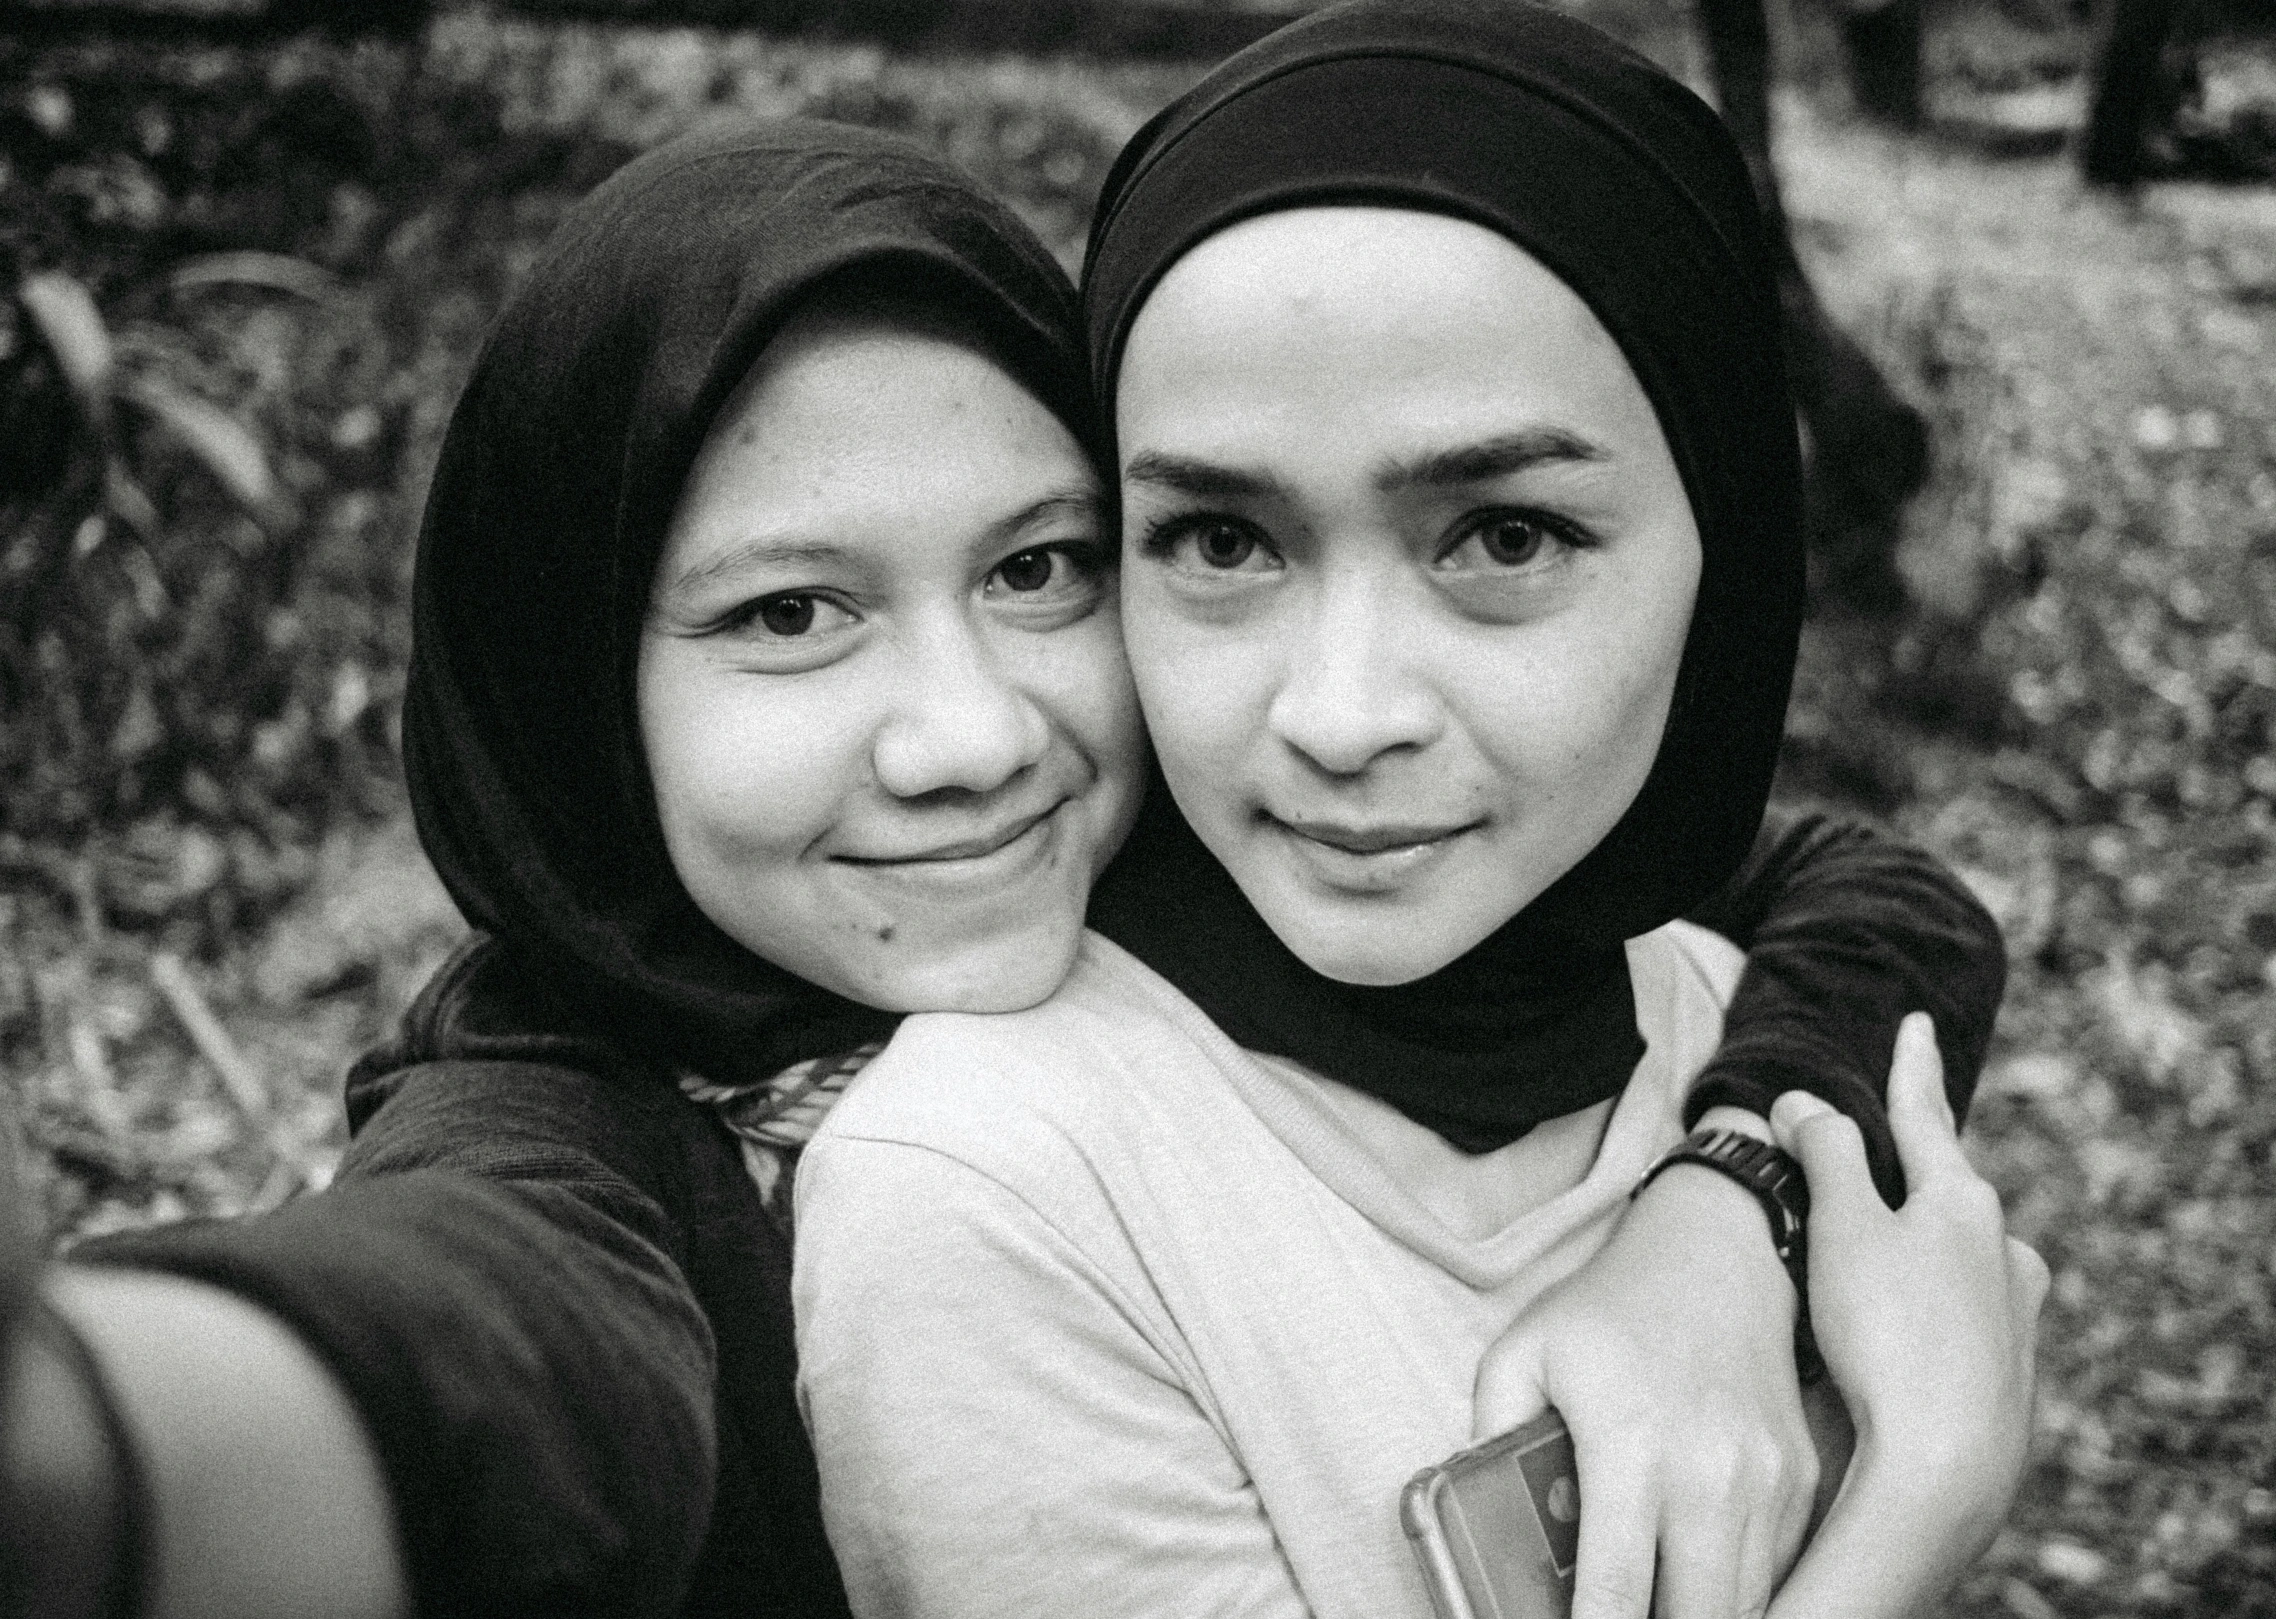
[
  {"left": 640, "top": 301, "right": 1145, "bottom": 1013},
  {"left": 1115, "top": 207, "right": 1702, "bottom": 987}
]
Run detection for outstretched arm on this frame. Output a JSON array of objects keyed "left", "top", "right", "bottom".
[
  {"left": 7, "top": 1266, "right": 408, "bottom": 1619},
  {"left": 5, "top": 1099, "right": 725, "bottom": 1619},
  {"left": 69, "top": 1066, "right": 729, "bottom": 1618},
  {"left": 1, "top": 942, "right": 754, "bottom": 1619},
  {"left": 1471, "top": 807, "right": 2007, "bottom": 1619}
]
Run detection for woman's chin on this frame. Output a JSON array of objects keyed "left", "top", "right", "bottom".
[
  {"left": 833, "top": 924, "right": 1088, "bottom": 1017},
  {"left": 1262, "top": 904, "right": 1483, "bottom": 988},
  {"left": 1234, "top": 842, "right": 1564, "bottom": 988}
]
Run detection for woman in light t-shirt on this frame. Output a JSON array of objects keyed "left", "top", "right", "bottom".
[{"left": 793, "top": 7, "right": 2047, "bottom": 1618}]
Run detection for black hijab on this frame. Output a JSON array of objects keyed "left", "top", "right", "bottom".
[
  {"left": 1083, "top": 0, "right": 1807, "bottom": 1150},
  {"left": 403, "top": 118, "right": 1097, "bottom": 1089}
]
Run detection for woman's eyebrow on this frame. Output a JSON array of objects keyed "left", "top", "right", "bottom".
[
  {"left": 661, "top": 537, "right": 853, "bottom": 598},
  {"left": 990, "top": 489, "right": 1106, "bottom": 541},
  {"left": 1121, "top": 433, "right": 1606, "bottom": 502},
  {"left": 1374, "top": 428, "right": 1607, "bottom": 492},
  {"left": 1120, "top": 451, "right": 1279, "bottom": 501}
]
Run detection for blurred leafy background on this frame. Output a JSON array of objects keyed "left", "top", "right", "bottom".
[{"left": 4, "top": 0, "right": 2275, "bottom": 1612}]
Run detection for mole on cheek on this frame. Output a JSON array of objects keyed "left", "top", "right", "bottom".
[{"left": 877, "top": 925, "right": 895, "bottom": 944}]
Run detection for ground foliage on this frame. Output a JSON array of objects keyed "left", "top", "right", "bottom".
[
  {"left": 3, "top": 7, "right": 2275, "bottom": 1615},
  {"left": 1771, "top": 84, "right": 2276, "bottom": 1609}
]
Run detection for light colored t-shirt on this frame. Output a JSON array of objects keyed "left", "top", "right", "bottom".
[{"left": 793, "top": 923, "right": 1743, "bottom": 1619}]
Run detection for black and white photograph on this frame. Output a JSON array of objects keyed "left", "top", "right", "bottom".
[{"left": 0, "top": 0, "right": 2269, "bottom": 1613}]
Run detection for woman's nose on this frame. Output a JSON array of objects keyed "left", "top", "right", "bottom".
[
  {"left": 1264, "top": 568, "right": 1444, "bottom": 776},
  {"left": 872, "top": 616, "right": 1051, "bottom": 800}
]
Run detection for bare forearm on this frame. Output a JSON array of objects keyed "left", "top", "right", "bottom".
[
  {"left": 2, "top": 1306, "right": 125, "bottom": 1619},
  {"left": 1629, "top": 1104, "right": 1790, "bottom": 1307},
  {"left": 1766, "top": 1431, "right": 1998, "bottom": 1619},
  {"left": 36, "top": 1268, "right": 408, "bottom": 1619}
]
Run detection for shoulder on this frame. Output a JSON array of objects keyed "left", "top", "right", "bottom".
[
  {"left": 341, "top": 939, "right": 764, "bottom": 1254},
  {"left": 799, "top": 935, "right": 1236, "bottom": 1233},
  {"left": 1640, "top": 917, "right": 1747, "bottom": 1005},
  {"left": 792, "top": 943, "right": 1213, "bottom": 1372},
  {"left": 347, "top": 933, "right": 674, "bottom": 1127},
  {"left": 818, "top": 934, "right": 1200, "bottom": 1146},
  {"left": 1626, "top": 920, "right": 1744, "bottom": 1085}
]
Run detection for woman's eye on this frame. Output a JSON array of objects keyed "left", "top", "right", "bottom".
[
  {"left": 1194, "top": 523, "right": 1257, "bottom": 569},
  {"left": 989, "top": 544, "right": 1096, "bottom": 596},
  {"left": 1438, "top": 510, "right": 1583, "bottom": 571},
  {"left": 759, "top": 594, "right": 816, "bottom": 635},
  {"left": 1142, "top": 516, "right": 1279, "bottom": 575},
  {"left": 997, "top": 549, "right": 1058, "bottom": 593},
  {"left": 985, "top": 542, "right": 1108, "bottom": 603},
  {"left": 733, "top": 591, "right": 856, "bottom": 639}
]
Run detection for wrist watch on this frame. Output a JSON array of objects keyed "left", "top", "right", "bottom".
[{"left": 1633, "top": 1127, "right": 1824, "bottom": 1382}]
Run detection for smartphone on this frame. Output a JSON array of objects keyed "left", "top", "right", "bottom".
[{"left": 1400, "top": 1412, "right": 1579, "bottom": 1619}]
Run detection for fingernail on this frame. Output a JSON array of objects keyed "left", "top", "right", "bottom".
[{"left": 1770, "top": 1090, "right": 1830, "bottom": 1132}]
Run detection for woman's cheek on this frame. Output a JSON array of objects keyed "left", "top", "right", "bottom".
[
  {"left": 1015, "top": 612, "right": 1152, "bottom": 874},
  {"left": 645, "top": 656, "right": 866, "bottom": 871},
  {"left": 1132, "top": 655, "right": 1251, "bottom": 828},
  {"left": 1040, "top": 607, "right": 1144, "bottom": 762},
  {"left": 1459, "top": 623, "right": 1656, "bottom": 822},
  {"left": 1130, "top": 599, "right": 1270, "bottom": 762}
]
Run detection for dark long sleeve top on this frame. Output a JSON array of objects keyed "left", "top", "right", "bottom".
[
  {"left": 1683, "top": 808, "right": 2004, "bottom": 1204},
  {"left": 77, "top": 806, "right": 2004, "bottom": 1619}
]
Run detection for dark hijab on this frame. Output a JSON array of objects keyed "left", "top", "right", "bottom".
[
  {"left": 1084, "top": 0, "right": 1808, "bottom": 1150},
  {"left": 402, "top": 118, "right": 1096, "bottom": 1090}
]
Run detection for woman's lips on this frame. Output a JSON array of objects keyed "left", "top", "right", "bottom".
[
  {"left": 1265, "top": 811, "right": 1480, "bottom": 892},
  {"left": 834, "top": 800, "right": 1071, "bottom": 892}
]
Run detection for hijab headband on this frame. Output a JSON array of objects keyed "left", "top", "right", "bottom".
[{"left": 1083, "top": 0, "right": 1808, "bottom": 1148}]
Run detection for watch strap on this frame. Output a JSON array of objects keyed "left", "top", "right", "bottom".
[{"left": 1633, "top": 1128, "right": 1809, "bottom": 1266}]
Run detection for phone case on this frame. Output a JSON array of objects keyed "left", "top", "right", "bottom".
[{"left": 1400, "top": 1412, "right": 1580, "bottom": 1619}]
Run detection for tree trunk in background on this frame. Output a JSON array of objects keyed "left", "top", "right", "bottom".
[
  {"left": 1696, "top": 0, "right": 1931, "bottom": 591},
  {"left": 2081, "top": 0, "right": 2178, "bottom": 183},
  {"left": 1839, "top": 0, "right": 1923, "bottom": 129}
]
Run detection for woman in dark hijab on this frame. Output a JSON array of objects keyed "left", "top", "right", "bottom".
[
  {"left": 28, "top": 115, "right": 1143, "bottom": 1619},
  {"left": 9, "top": 98, "right": 2004, "bottom": 1619},
  {"left": 794, "top": 6, "right": 2040, "bottom": 1618}
]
